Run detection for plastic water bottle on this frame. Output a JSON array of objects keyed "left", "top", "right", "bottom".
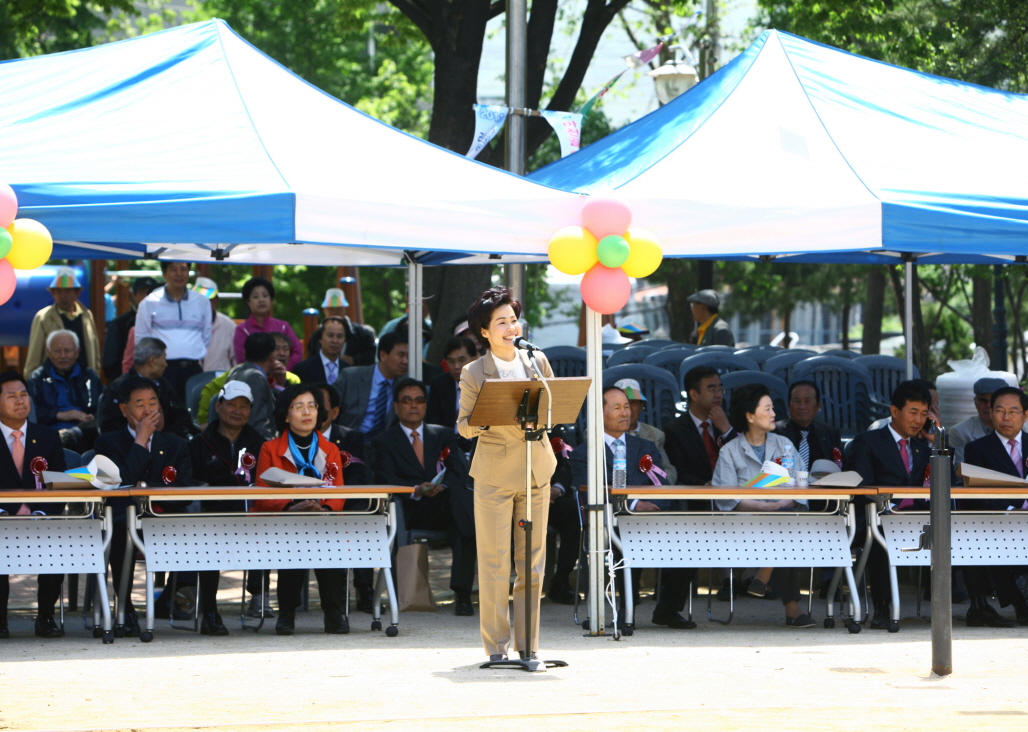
[
  {"left": 613, "top": 440, "right": 627, "bottom": 490},
  {"left": 781, "top": 443, "right": 795, "bottom": 486}
]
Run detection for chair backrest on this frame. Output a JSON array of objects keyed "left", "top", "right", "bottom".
[
  {"left": 544, "top": 346, "right": 587, "bottom": 378},
  {"left": 632, "top": 339, "right": 677, "bottom": 349},
  {"left": 63, "top": 448, "right": 82, "bottom": 469},
  {"left": 763, "top": 350, "right": 817, "bottom": 383},
  {"left": 733, "top": 346, "right": 781, "bottom": 369},
  {"left": 677, "top": 352, "right": 761, "bottom": 390},
  {"left": 792, "top": 356, "right": 873, "bottom": 438},
  {"left": 663, "top": 342, "right": 697, "bottom": 352},
  {"left": 720, "top": 371, "right": 790, "bottom": 422},
  {"left": 643, "top": 348, "right": 694, "bottom": 385},
  {"left": 854, "top": 354, "right": 920, "bottom": 406},
  {"left": 80, "top": 449, "right": 95, "bottom": 465},
  {"left": 185, "top": 370, "right": 223, "bottom": 420},
  {"left": 603, "top": 364, "right": 682, "bottom": 427},
  {"left": 606, "top": 345, "right": 658, "bottom": 368},
  {"left": 695, "top": 344, "right": 735, "bottom": 353},
  {"left": 822, "top": 349, "right": 860, "bottom": 359}
]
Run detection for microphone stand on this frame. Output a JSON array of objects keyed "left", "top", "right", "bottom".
[{"left": 480, "top": 346, "right": 567, "bottom": 672}]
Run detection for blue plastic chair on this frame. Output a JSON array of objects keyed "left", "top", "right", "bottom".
[
  {"left": 663, "top": 342, "right": 697, "bottom": 352},
  {"left": 764, "top": 350, "right": 817, "bottom": 384},
  {"left": 792, "top": 357, "right": 873, "bottom": 439},
  {"left": 734, "top": 346, "right": 781, "bottom": 370},
  {"left": 631, "top": 339, "right": 677, "bottom": 349},
  {"left": 63, "top": 449, "right": 82, "bottom": 469},
  {"left": 822, "top": 349, "right": 860, "bottom": 359},
  {"left": 677, "top": 352, "right": 761, "bottom": 391},
  {"left": 644, "top": 348, "right": 695, "bottom": 387},
  {"left": 606, "top": 345, "right": 658, "bottom": 368},
  {"left": 855, "top": 355, "right": 921, "bottom": 419},
  {"left": 720, "top": 371, "right": 789, "bottom": 424},
  {"left": 545, "top": 346, "right": 587, "bottom": 378},
  {"left": 695, "top": 345, "right": 736, "bottom": 353},
  {"left": 185, "top": 370, "right": 222, "bottom": 420},
  {"left": 604, "top": 364, "right": 682, "bottom": 428}
]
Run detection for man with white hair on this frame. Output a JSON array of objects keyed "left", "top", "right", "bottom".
[
  {"left": 193, "top": 277, "right": 236, "bottom": 372},
  {"left": 25, "top": 267, "right": 100, "bottom": 374},
  {"left": 26, "top": 329, "right": 102, "bottom": 452},
  {"left": 614, "top": 377, "right": 677, "bottom": 484}
]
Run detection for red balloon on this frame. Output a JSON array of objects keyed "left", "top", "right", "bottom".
[
  {"left": 0, "top": 260, "right": 15, "bottom": 307},
  {"left": 580, "top": 263, "right": 631, "bottom": 314}
]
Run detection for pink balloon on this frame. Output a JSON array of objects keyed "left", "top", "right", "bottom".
[
  {"left": 580, "top": 263, "right": 631, "bottom": 314},
  {"left": 581, "top": 198, "right": 631, "bottom": 239},
  {"left": 0, "top": 259, "right": 15, "bottom": 307},
  {"left": 0, "top": 183, "right": 16, "bottom": 229}
]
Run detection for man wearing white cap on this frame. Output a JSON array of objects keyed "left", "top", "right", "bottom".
[
  {"left": 193, "top": 277, "right": 236, "bottom": 372},
  {"left": 25, "top": 266, "right": 100, "bottom": 375},
  {"left": 687, "top": 289, "right": 734, "bottom": 347},
  {"left": 614, "top": 377, "right": 677, "bottom": 485}
]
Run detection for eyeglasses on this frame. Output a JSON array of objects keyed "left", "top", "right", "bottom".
[
  {"left": 289, "top": 401, "right": 319, "bottom": 413},
  {"left": 993, "top": 408, "right": 1024, "bottom": 418},
  {"left": 399, "top": 396, "right": 427, "bottom": 405}
]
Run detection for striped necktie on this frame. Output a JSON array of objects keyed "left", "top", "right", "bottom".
[{"left": 798, "top": 430, "right": 810, "bottom": 470}]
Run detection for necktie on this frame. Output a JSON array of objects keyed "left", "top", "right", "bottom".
[
  {"left": 1009, "top": 438, "right": 1023, "bottom": 478},
  {"left": 898, "top": 438, "right": 911, "bottom": 474},
  {"left": 700, "top": 421, "right": 718, "bottom": 470},
  {"left": 411, "top": 429, "right": 424, "bottom": 467},
  {"left": 799, "top": 430, "right": 810, "bottom": 470},
  {"left": 371, "top": 379, "right": 390, "bottom": 435},
  {"left": 11, "top": 430, "right": 24, "bottom": 477},
  {"left": 326, "top": 360, "right": 338, "bottom": 384}
]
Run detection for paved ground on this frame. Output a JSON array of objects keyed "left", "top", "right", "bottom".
[{"left": 2, "top": 560, "right": 1028, "bottom": 732}]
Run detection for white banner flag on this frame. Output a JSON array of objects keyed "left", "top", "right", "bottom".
[
  {"left": 540, "top": 110, "right": 583, "bottom": 158},
  {"left": 466, "top": 104, "right": 509, "bottom": 160}
]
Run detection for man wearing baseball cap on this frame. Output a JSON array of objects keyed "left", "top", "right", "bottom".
[
  {"left": 102, "top": 276, "right": 159, "bottom": 380},
  {"left": 26, "top": 267, "right": 100, "bottom": 375},
  {"left": 687, "top": 289, "right": 734, "bottom": 347},
  {"left": 193, "top": 277, "right": 237, "bottom": 372},
  {"left": 613, "top": 378, "right": 677, "bottom": 484}
]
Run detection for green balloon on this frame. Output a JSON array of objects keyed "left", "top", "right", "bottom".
[
  {"left": 0, "top": 228, "right": 11, "bottom": 260},
  {"left": 596, "top": 234, "right": 630, "bottom": 268}
]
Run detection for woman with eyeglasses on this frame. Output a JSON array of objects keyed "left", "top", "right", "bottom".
[
  {"left": 252, "top": 384, "right": 349, "bottom": 635},
  {"left": 457, "top": 286, "right": 557, "bottom": 663}
]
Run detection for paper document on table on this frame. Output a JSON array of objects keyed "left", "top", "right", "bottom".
[
  {"left": 44, "top": 455, "right": 121, "bottom": 489},
  {"left": 812, "top": 471, "right": 863, "bottom": 487},
  {"left": 959, "top": 463, "right": 1028, "bottom": 487},
  {"left": 259, "top": 468, "right": 325, "bottom": 487},
  {"left": 744, "top": 460, "right": 790, "bottom": 488}
]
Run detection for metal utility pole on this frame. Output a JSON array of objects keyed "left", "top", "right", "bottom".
[{"left": 504, "top": 0, "right": 527, "bottom": 303}]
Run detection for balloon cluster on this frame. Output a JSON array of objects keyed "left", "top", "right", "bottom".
[
  {"left": 0, "top": 183, "right": 54, "bottom": 307},
  {"left": 547, "top": 199, "right": 662, "bottom": 314}
]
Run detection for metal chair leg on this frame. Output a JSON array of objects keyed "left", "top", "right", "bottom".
[{"left": 707, "top": 569, "right": 734, "bottom": 625}]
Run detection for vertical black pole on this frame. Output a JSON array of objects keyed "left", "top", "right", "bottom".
[
  {"left": 929, "top": 442, "right": 952, "bottom": 676},
  {"left": 993, "top": 264, "right": 1007, "bottom": 371}
]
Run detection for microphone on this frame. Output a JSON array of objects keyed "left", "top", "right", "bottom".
[{"left": 513, "top": 336, "right": 541, "bottom": 352}]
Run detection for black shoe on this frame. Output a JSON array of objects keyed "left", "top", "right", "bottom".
[
  {"left": 275, "top": 610, "right": 295, "bottom": 636},
  {"left": 547, "top": 578, "right": 576, "bottom": 605},
  {"left": 154, "top": 603, "right": 193, "bottom": 621},
  {"left": 324, "top": 610, "right": 350, "bottom": 634},
  {"left": 34, "top": 615, "right": 64, "bottom": 638},
  {"left": 454, "top": 591, "right": 475, "bottom": 616},
  {"left": 1016, "top": 607, "right": 1028, "bottom": 626},
  {"left": 652, "top": 607, "right": 697, "bottom": 629},
  {"left": 716, "top": 578, "right": 732, "bottom": 602},
  {"left": 518, "top": 650, "right": 538, "bottom": 660},
  {"left": 200, "top": 612, "right": 229, "bottom": 636},
  {"left": 123, "top": 610, "right": 141, "bottom": 638},
  {"left": 785, "top": 613, "right": 816, "bottom": 628},
  {"left": 0, "top": 616, "right": 8, "bottom": 639},
  {"left": 870, "top": 603, "right": 891, "bottom": 630},
  {"left": 355, "top": 586, "right": 374, "bottom": 614},
  {"left": 967, "top": 603, "right": 1018, "bottom": 628}
]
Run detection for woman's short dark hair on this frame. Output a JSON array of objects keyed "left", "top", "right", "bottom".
[
  {"left": 467, "top": 286, "right": 522, "bottom": 341},
  {"left": 242, "top": 276, "right": 275, "bottom": 302},
  {"left": 728, "top": 383, "right": 771, "bottom": 433},
  {"left": 275, "top": 384, "right": 326, "bottom": 433}
]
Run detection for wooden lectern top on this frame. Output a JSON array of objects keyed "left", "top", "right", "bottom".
[{"left": 469, "top": 377, "right": 591, "bottom": 428}]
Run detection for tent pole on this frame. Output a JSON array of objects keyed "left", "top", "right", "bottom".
[
  {"left": 585, "top": 305, "right": 605, "bottom": 635},
  {"left": 504, "top": 0, "right": 527, "bottom": 304},
  {"left": 905, "top": 260, "right": 914, "bottom": 379},
  {"left": 407, "top": 259, "right": 423, "bottom": 380}
]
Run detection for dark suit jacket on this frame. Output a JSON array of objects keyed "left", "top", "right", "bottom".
[
  {"left": 94, "top": 429, "right": 195, "bottom": 511},
  {"left": 569, "top": 433, "right": 669, "bottom": 508},
  {"left": 845, "top": 426, "right": 931, "bottom": 488},
  {"left": 663, "top": 413, "right": 734, "bottom": 486},
  {"left": 695, "top": 316, "right": 734, "bottom": 347},
  {"left": 324, "top": 424, "right": 368, "bottom": 486},
  {"left": 426, "top": 372, "right": 458, "bottom": 428},
  {"left": 962, "top": 431, "right": 1028, "bottom": 510},
  {"left": 293, "top": 353, "right": 347, "bottom": 387},
  {"left": 775, "top": 419, "right": 842, "bottom": 466},
  {"left": 0, "top": 422, "right": 67, "bottom": 515},
  {"left": 369, "top": 422, "right": 472, "bottom": 535},
  {"left": 333, "top": 364, "right": 397, "bottom": 433}
]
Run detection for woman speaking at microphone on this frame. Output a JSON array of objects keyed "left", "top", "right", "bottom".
[{"left": 457, "top": 286, "right": 557, "bottom": 663}]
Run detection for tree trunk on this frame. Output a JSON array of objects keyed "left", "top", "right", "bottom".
[
  {"left": 424, "top": 264, "right": 495, "bottom": 364},
  {"left": 972, "top": 273, "right": 993, "bottom": 362},
  {"left": 782, "top": 308, "right": 793, "bottom": 348},
  {"left": 662, "top": 259, "right": 696, "bottom": 342},
  {"left": 910, "top": 265, "right": 931, "bottom": 378},
  {"left": 841, "top": 301, "right": 851, "bottom": 350},
  {"left": 861, "top": 266, "right": 886, "bottom": 354}
]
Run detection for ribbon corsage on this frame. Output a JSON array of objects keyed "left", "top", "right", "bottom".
[
  {"left": 832, "top": 447, "right": 844, "bottom": 469},
  {"left": 162, "top": 465, "right": 177, "bottom": 485},
  {"left": 638, "top": 454, "right": 667, "bottom": 486},
  {"left": 30, "top": 456, "right": 47, "bottom": 490},
  {"left": 235, "top": 449, "right": 256, "bottom": 484},
  {"left": 550, "top": 437, "right": 573, "bottom": 459},
  {"left": 323, "top": 462, "right": 340, "bottom": 485},
  {"left": 436, "top": 446, "right": 451, "bottom": 475}
]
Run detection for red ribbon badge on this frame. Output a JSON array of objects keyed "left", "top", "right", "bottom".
[
  {"left": 832, "top": 447, "right": 843, "bottom": 468},
  {"left": 338, "top": 451, "right": 352, "bottom": 469},
  {"left": 162, "top": 465, "right": 177, "bottom": 485},
  {"left": 323, "top": 462, "right": 340, "bottom": 485},
  {"left": 638, "top": 454, "right": 667, "bottom": 486},
  {"left": 550, "top": 437, "right": 573, "bottom": 459},
  {"left": 774, "top": 456, "right": 783, "bottom": 466},
  {"left": 922, "top": 464, "right": 931, "bottom": 487},
  {"left": 30, "top": 456, "right": 47, "bottom": 490},
  {"left": 436, "top": 446, "right": 451, "bottom": 474},
  {"left": 235, "top": 450, "right": 257, "bottom": 484}
]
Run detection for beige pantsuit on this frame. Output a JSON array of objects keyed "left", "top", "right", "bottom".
[{"left": 458, "top": 350, "right": 557, "bottom": 657}]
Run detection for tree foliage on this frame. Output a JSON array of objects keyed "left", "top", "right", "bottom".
[{"left": 0, "top": 0, "right": 135, "bottom": 60}]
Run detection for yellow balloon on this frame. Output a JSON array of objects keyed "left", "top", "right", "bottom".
[
  {"left": 6, "top": 219, "right": 53, "bottom": 270},
  {"left": 622, "top": 228, "right": 663, "bottom": 278},
  {"left": 547, "top": 225, "right": 598, "bottom": 276}
]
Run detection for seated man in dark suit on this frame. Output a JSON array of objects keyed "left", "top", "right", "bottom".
[
  {"left": 546, "top": 426, "right": 582, "bottom": 604},
  {"left": 960, "top": 385, "right": 1028, "bottom": 627},
  {"left": 27, "top": 329, "right": 103, "bottom": 452},
  {"left": 845, "top": 380, "right": 936, "bottom": 631},
  {"left": 776, "top": 380, "right": 842, "bottom": 468},
  {"left": 571, "top": 386, "right": 695, "bottom": 630},
  {"left": 426, "top": 336, "right": 478, "bottom": 451},
  {"left": 663, "top": 366, "right": 736, "bottom": 490},
  {"left": 97, "top": 336, "right": 198, "bottom": 439},
  {"left": 94, "top": 375, "right": 195, "bottom": 636},
  {"left": 334, "top": 331, "right": 408, "bottom": 438},
  {"left": 0, "top": 371, "right": 68, "bottom": 639},
  {"left": 293, "top": 316, "right": 349, "bottom": 387},
  {"left": 369, "top": 377, "right": 476, "bottom": 617}
]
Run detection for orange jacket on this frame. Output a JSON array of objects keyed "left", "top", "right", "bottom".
[{"left": 252, "top": 432, "right": 345, "bottom": 512}]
